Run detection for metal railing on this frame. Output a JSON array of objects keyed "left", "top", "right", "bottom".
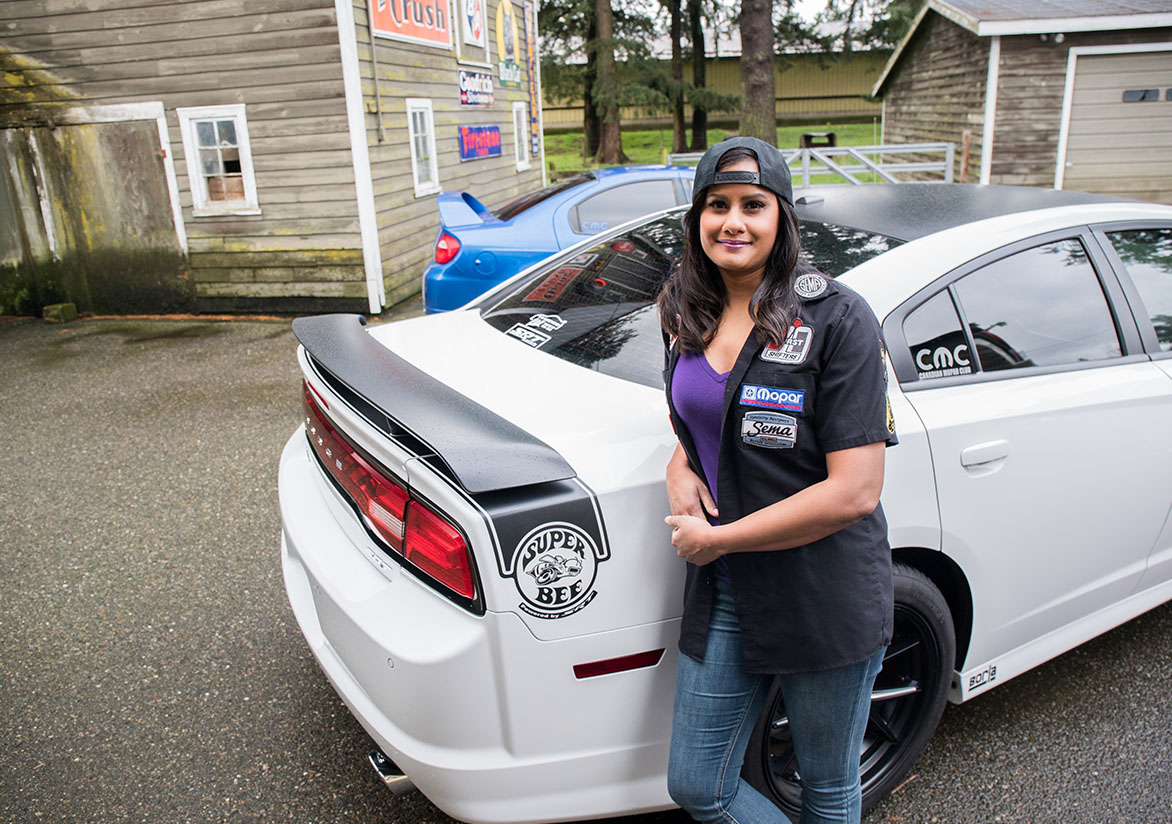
[{"left": 667, "top": 143, "right": 956, "bottom": 185}]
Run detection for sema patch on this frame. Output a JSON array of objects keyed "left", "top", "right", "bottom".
[
  {"left": 739, "top": 383, "right": 804, "bottom": 412},
  {"left": 741, "top": 411, "right": 797, "bottom": 449}
]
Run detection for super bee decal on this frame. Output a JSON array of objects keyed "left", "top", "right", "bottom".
[{"left": 510, "top": 522, "right": 605, "bottom": 619}]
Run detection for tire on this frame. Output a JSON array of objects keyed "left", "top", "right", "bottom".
[{"left": 742, "top": 563, "right": 956, "bottom": 819}]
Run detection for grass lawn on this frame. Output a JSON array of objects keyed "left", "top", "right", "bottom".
[{"left": 544, "top": 121, "right": 884, "bottom": 177}]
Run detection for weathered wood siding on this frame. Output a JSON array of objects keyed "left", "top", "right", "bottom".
[
  {"left": 1, "top": 0, "right": 365, "bottom": 312},
  {"left": 543, "top": 51, "right": 887, "bottom": 130},
  {"left": 991, "top": 28, "right": 1172, "bottom": 190},
  {"left": 349, "top": 0, "right": 546, "bottom": 307},
  {"left": 879, "top": 14, "right": 988, "bottom": 181}
]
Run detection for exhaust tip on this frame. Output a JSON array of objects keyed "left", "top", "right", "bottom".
[{"left": 368, "top": 748, "right": 417, "bottom": 796}]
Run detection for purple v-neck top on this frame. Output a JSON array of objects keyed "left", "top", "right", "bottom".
[{"left": 670, "top": 350, "right": 731, "bottom": 580}]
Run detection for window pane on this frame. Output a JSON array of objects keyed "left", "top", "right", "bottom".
[
  {"left": 479, "top": 215, "right": 685, "bottom": 388},
  {"left": 572, "top": 180, "right": 677, "bottom": 234},
  {"left": 215, "top": 120, "right": 237, "bottom": 146},
  {"left": 954, "top": 239, "right": 1121, "bottom": 371},
  {"left": 199, "top": 149, "right": 221, "bottom": 176},
  {"left": 904, "top": 291, "right": 973, "bottom": 380},
  {"left": 477, "top": 217, "right": 901, "bottom": 389},
  {"left": 196, "top": 121, "right": 215, "bottom": 147},
  {"left": 1107, "top": 228, "right": 1172, "bottom": 351}
]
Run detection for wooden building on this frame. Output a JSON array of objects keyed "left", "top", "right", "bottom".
[
  {"left": 0, "top": 0, "right": 546, "bottom": 315},
  {"left": 543, "top": 51, "right": 889, "bottom": 132},
  {"left": 873, "top": 0, "right": 1172, "bottom": 203}
]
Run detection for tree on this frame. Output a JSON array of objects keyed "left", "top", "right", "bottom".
[
  {"left": 593, "top": 0, "right": 625, "bottom": 163},
  {"left": 668, "top": 0, "right": 687, "bottom": 153},
  {"left": 739, "top": 0, "right": 775, "bottom": 144},
  {"left": 688, "top": 0, "right": 708, "bottom": 150}
]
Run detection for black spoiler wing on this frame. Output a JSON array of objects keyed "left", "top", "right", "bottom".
[{"left": 292, "top": 314, "right": 577, "bottom": 495}]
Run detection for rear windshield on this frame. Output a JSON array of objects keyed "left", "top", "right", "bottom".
[
  {"left": 494, "top": 173, "right": 596, "bottom": 221},
  {"left": 479, "top": 213, "right": 902, "bottom": 388}
]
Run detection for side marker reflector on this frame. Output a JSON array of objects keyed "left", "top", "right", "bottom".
[{"left": 573, "top": 649, "right": 665, "bottom": 680}]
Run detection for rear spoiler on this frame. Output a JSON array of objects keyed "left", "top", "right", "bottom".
[
  {"left": 292, "top": 314, "right": 577, "bottom": 495},
  {"left": 435, "top": 191, "right": 493, "bottom": 227}
]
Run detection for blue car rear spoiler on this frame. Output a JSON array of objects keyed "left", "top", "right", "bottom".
[
  {"left": 292, "top": 314, "right": 577, "bottom": 495},
  {"left": 435, "top": 191, "right": 494, "bottom": 227}
]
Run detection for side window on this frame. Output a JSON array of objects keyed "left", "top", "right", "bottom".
[
  {"left": 1106, "top": 228, "right": 1172, "bottom": 351},
  {"left": 903, "top": 291, "right": 973, "bottom": 380},
  {"left": 406, "top": 98, "right": 440, "bottom": 197},
  {"left": 176, "top": 104, "right": 260, "bottom": 215},
  {"left": 953, "top": 238, "right": 1121, "bottom": 372},
  {"left": 570, "top": 179, "right": 678, "bottom": 235}
]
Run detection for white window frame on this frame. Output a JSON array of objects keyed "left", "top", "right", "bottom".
[
  {"left": 175, "top": 104, "right": 261, "bottom": 216},
  {"left": 512, "top": 101, "right": 530, "bottom": 171},
  {"left": 406, "top": 98, "right": 441, "bottom": 197}
]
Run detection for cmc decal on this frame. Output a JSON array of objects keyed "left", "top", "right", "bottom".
[
  {"left": 915, "top": 343, "right": 972, "bottom": 378},
  {"left": 509, "top": 522, "right": 607, "bottom": 619}
]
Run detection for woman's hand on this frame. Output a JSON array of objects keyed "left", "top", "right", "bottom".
[
  {"left": 665, "top": 445, "right": 718, "bottom": 519},
  {"left": 664, "top": 514, "right": 724, "bottom": 566}
]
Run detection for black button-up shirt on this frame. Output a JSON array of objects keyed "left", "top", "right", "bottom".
[{"left": 665, "top": 276, "right": 897, "bottom": 674}]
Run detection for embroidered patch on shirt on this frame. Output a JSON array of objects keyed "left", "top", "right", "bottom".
[
  {"left": 739, "top": 383, "right": 805, "bottom": 412},
  {"left": 794, "top": 273, "right": 827, "bottom": 299},
  {"left": 760, "top": 324, "right": 814, "bottom": 365},
  {"left": 741, "top": 411, "right": 797, "bottom": 449}
]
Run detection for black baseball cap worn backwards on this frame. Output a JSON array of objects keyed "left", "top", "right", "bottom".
[{"left": 693, "top": 136, "right": 794, "bottom": 207}]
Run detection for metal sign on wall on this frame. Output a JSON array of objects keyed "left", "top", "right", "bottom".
[
  {"left": 523, "top": 1, "right": 540, "bottom": 156},
  {"left": 458, "top": 125, "right": 502, "bottom": 161},
  {"left": 459, "top": 69, "right": 494, "bottom": 106},
  {"left": 370, "top": 0, "right": 453, "bottom": 49},
  {"left": 496, "top": 0, "right": 523, "bottom": 88}
]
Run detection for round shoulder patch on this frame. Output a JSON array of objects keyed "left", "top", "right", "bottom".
[{"left": 794, "top": 272, "right": 828, "bottom": 299}]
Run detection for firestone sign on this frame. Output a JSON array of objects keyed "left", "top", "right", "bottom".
[
  {"left": 371, "top": 0, "right": 453, "bottom": 48},
  {"left": 458, "top": 125, "right": 502, "bottom": 161}
]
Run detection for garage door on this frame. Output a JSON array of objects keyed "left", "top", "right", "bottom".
[{"left": 1063, "top": 49, "right": 1172, "bottom": 204}]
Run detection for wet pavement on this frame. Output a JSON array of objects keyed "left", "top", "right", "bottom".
[{"left": 1, "top": 314, "right": 1169, "bottom": 824}]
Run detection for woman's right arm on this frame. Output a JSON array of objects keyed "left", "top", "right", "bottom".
[{"left": 665, "top": 443, "right": 717, "bottom": 519}]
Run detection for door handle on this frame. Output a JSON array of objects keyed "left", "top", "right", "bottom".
[{"left": 960, "top": 440, "right": 1009, "bottom": 469}]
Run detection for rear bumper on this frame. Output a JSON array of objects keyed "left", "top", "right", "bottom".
[
  {"left": 278, "top": 431, "right": 678, "bottom": 823},
  {"left": 421, "top": 261, "right": 498, "bottom": 313}
]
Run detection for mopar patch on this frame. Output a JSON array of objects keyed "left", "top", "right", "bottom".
[
  {"left": 739, "top": 383, "right": 804, "bottom": 412},
  {"left": 761, "top": 324, "right": 814, "bottom": 365},
  {"left": 510, "top": 522, "right": 604, "bottom": 619},
  {"left": 741, "top": 411, "right": 797, "bottom": 449}
]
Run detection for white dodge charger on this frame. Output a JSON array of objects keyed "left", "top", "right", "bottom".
[{"left": 278, "top": 184, "right": 1172, "bottom": 823}]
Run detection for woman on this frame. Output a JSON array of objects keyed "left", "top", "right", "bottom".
[{"left": 658, "top": 136, "right": 897, "bottom": 824}]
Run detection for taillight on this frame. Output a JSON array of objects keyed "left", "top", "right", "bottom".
[
  {"left": 434, "top": 231, "right": 460, "bottom": 264},
  {"left": 406, "top": 501, "right": 475, "bottom": 599},
  {"left": 302, "top": 381, "right": 476, "bottom": 602}
]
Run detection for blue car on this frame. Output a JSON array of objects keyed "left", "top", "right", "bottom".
[{"left": 421, "top": 165, "right": 695, "bottom": 312}]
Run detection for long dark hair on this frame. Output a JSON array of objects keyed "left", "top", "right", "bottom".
[{"left": 658, "top": 147, "right": 809, "bottom": 352}]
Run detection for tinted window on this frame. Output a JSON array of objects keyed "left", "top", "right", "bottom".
[
  {"left": 570, "top": 180, "right": 678, "bottom": 234},
  {"left": 953, "top": 239, "right": 1120, "bottom": 372},
  {"left": 1107, "top": 228, "right": 1172, "bottom": 351},
  {"left": 495, "top": 173, "right": 594, "bottom": 221},
  {"left": 478, "top": 215, "right": 902, "bottom": 388},
  {"left": 904, "top": 291, "right": 973, "bottom": 380}
]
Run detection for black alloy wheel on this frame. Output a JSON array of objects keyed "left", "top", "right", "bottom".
[{"left": 743, "top": 564, "right": 956, "bottom": 818}]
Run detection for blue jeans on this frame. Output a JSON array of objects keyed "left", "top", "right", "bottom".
[{"left": 668, "top": 580, "right": 884, "bottom": 824}]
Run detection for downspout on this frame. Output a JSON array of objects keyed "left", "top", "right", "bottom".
[{"left": 979, "top": 35, "right": 1000, "bottom": 185}]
